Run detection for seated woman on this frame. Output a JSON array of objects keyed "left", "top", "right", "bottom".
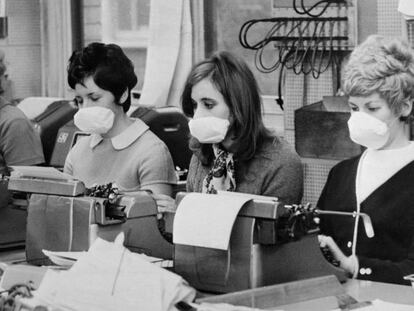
[
  {"left": 155, "top": 51, "right": 303, "bottom": 209},
  {"left": 64, "top": 42, "right": 176, "bottom": 195},
  {"left": 317, "top": 35, "right": 414, "bottom": 285}
]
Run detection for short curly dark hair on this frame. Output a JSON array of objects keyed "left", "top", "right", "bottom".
[{"left": 67, "top": 42, "right": 137, "bottom": 112}]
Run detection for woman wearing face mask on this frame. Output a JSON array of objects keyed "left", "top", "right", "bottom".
[
  {"left": 154, "top": 51, "right": 303, "bottom": 211},
  {"left": 317, "top": 35, "right": 414, "bottom": 285},
  {"left": 64, "top": 42, "right": 176, "bottom": 195}
]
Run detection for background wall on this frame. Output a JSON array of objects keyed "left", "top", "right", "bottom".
[
  {"left": 206, "top": 0, "right": 404, "bottom": 204},
  {"left": 83, "top": 0, "right": 146, "bottom": 91},
  {"left": 213, "top": 0, "right": 277, "bottom": 96}
]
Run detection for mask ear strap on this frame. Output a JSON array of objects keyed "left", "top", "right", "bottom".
[{"left": 119, "top": 89, "right": 129, "bottom": 104}]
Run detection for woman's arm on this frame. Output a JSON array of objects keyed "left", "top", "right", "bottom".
[
  {"left": 142, "top": 183, "right": 172, "bottom": 196},
  {"left": 260, "top": 144, "right": 304, "bottom": 204},
  {"left": 138, "top": 140, "right": 177, "bottom": 194}
]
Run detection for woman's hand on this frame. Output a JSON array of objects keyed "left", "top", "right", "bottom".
[
  {"left": 318, "top": 234, "right": 358, "bottom": 276},
  {"left": 152, "top": 193, "right": 177, "bottom": 214}
]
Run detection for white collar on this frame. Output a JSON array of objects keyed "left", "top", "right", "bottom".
[{"left": 89, "top": 119, "right": 149, "bottom": 150}]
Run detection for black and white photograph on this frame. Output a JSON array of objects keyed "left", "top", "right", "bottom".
[{"left": 0, "top": 0, "right": 414, "bottom": 310}]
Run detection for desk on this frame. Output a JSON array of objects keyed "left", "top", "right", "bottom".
[
  {"left": 198, "top": 276, "right": 414, "bottom": 310},
  {"left": 277, "top": 279, "right": 414, "bottom": 310},
  {"left": 1, "top": 251, "right": 413, "bottom": 311},
  {"left": 344, "top": 279, "right": 414, "bottom": 305}
]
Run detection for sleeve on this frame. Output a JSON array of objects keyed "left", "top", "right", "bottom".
[
  {"left": 357, "top": 239, "right": 414, "bottom": 285},
  {"left": 138, "top": 141, "right": 177, "bottom": 187},
  {"left": 0, "top": 117, "right": 44, "bottom": 166},
  {"left": 356, "top": 209, "right": 414, "bottom": 285},
  {"left": 262, "top": 150, "right": 304, "bottom": 205}
]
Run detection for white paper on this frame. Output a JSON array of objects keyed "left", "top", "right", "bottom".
[
  {"left": 42, "top": 249, "right": 173, "bottom": 268},
  {"left": 217, "top": 190, "right": 278, "bottom": 202},
  {"left": 139, "top": 254, "right": 174, "bottom": 268},
  {"left": 173, "top": 193, "right": 252, "bottom": 250},
  {"left": 9, "top": 166, "right": 75, "bottom": 181},
  {"left": 42, "top": 250, "right": 85, "bottom": 267},
  {"left": 34, "top": 238, "right": 195, "bottom": 311}
]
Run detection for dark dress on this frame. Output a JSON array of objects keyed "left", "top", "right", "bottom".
[{"left": 318, "top": 156, "right": 414, "bottom": 285}]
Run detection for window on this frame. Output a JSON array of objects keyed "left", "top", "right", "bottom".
[{"left": 102, "top": 0, "right": 150, "bottom": 48}]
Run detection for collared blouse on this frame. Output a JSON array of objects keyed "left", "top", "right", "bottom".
[{"left": 64, "top": 118, "right": 177, "bottom": 191}]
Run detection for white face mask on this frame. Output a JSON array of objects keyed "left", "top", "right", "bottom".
[
  {"left": 74, "top": 106, "right": 115, "bottom": 134},
  {"left": 347, "top": 112, "right": 397, "bottom": 150},
  {"left": 399, "top": 0, "right": 414, "bottom": 20},
  {"left": 188, "top": 116, "right": 230, "bottom": 144}
]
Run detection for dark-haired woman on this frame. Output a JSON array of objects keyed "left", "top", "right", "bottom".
[
  {"left": 64, "top": 42, "right": 176, "bottom": 195},
  {"left": 154, "top": 51, "right": 303, "bottom": 211}
]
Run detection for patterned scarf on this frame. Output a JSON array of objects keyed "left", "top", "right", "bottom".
[{"left": 202, "top": 144, "right": 236, "bottom": 194}]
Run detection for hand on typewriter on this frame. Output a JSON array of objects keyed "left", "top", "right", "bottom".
[
  {"left": 152, "top": 194, "right": 175, "bottom": 243},
  {"left": 152, "top": 194, "right": 177, "bottom": 215},
  {"left": 318, "top": 235, "right": 358, "bottom": 277}
]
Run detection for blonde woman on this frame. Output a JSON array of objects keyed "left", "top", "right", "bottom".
[{"left": 318, "top": 35, "right": 414, "bottom": 285}]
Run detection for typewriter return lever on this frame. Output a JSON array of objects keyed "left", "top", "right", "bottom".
[{"left": 313, "top": 209, "right": 374, "bottom": 238}]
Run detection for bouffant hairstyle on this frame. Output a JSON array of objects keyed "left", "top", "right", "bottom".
[
  {"left": 343, "top": 35, "right": 414, "bottom": 120},
  {"left": 67, "top": 42, "right": 137, "bottom": 112}
]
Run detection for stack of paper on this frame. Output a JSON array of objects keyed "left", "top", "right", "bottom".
[
  {"left": 9, "top": 166, "right": 75, "bottom": 181},
  {"left": 42, "top": 249, "right": 173, "bottom": 269},
  {"left": 33, "top": 234, "right": 195, "bottom": 311},
  {"left": 42, "top": 250, "right": 85, "bottom": 267}
]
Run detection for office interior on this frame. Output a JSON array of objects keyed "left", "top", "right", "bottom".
[{"left": 0, "top": 0, "right": 414, "bottom": 310}]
